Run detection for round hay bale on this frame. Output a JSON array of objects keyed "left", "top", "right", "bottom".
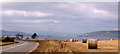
[
  {"left": 111, "top": 38, "right": 114, "bottom": 41},
  {"left": 75, "top": 40, "right": 78, "bottom": 42},
  {"left": 64, "top": 40, "right": 68, "bottom": 42},
  {"left": 88, "top": 39, "right": 97, "bottom": 49},
  {"left": 74, "top": 39, "right": 78, "bottom": 42},
  {"left": 82, "top": 38, "right": 87, "bottom": 43},
  {"left": 70, "top": 39, "right": 74, "bottom": 42},
  {"left": 74, "top": 39, "right": 76, "bottom": 42},
  {"left": 76, "top": 40, "right": 78, "bottom": 42},
  {"left": 74, "top": 39, "right": 77, "bottom": 42},
  {"left": 97, "top": 39, "right": 99, "bottom": 41}
]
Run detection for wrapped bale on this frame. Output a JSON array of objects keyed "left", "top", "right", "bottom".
[
  {"left": 70, "top": 39, "right": 74, "bottom": 42},
  {"left": 88, "top": 39, "right": 97, "bottom": 49},
  {"left": 82, "top": 38, "right": 87, "bottom": 43}
]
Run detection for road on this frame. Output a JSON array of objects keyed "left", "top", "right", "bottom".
[{"left": 1, "top": 40, "right": 38, "bottom": 54}]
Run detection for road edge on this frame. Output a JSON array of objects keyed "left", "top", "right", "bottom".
[
  {"left": 1, "top": 42, "right": 19, "bottom": 46},
  {"left": 28, "top": 42, "right": 39, "bottom": 53}
]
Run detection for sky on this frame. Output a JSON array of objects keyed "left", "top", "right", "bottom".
[{"left": 2, "top": 2, "right": 118, "bottom": 34}]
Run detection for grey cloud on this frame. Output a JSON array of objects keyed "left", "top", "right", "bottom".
[{"left": 2, "top": 2, "right": 118, "bottom": 34}]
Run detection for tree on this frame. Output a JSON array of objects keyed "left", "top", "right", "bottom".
[
  {"left": 4, "top": 36, "right": 10, "bottom": 42},
  {"left": 2, "top": 36, "right": 14, "bottom": 42},
  {"left": 20, "top": 35, "right": 23, "bottom": 39},
  {"left": 15, "top": 34, "right": 20, "bottom": 39},
  {"left": 31, "top": 33, "right": 37, "bottom": 39}
]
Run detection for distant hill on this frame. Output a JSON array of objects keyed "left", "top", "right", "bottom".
[
  {"left": 78, "top": 31, "right": 118, "bottom": 37},
  {"left": 1, "top": 30, "right": 31, "bottom": 36},
  {"left": 36, "top": 31, "right": 79, "bottom": 37},
  {"left": 0, "top": 30, "right": 79, "bottom": 37},
  {"left": 1, "top": 30, "right": 118, "bottom": 37}
]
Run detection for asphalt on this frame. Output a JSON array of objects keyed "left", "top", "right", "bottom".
[{"left": 1, "top": 40, "right": 38, "bottom": 54}]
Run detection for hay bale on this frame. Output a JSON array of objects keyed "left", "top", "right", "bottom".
[
  {"left": 76, "top": 40, "right": 78, "bottom": 42},
  {"left": 74, "top": 39, "right": 75, "bottom": 41},
  {"left": 82, "top": 38, "right": 87, "bottom": 43},
  {"left": 70, "top": 39, "right": 74, "bottom": 42},
  {"left": 75, "top": 39, "right": 78, "bottom": 42},
  {"left": 88, "top": 39, "right": 97, "bottom": 49},
  {"left": 97, "top": 39, "right": 99, "bottom": 41},
  {"left": 74, "top": 39, "right": 78, "bottom": 42},
  {"left": 64, "top": 40, "right": 68, "bottom": 42},
  {"left": 111, "top": 38, "right": 114, "bottom": 41}
]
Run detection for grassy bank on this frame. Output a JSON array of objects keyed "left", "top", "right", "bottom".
[
  {"left": 0, "top": 41, "right": 18, "bottom": 46},
  {"left": 32, "top": 40, "right": 72, "bottom": 52}
]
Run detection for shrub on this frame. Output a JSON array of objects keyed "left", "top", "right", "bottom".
[{"left": 2, "top": 36, "right": 14, "bottom": 42}]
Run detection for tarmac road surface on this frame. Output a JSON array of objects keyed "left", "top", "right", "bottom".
[{"left": 1, "top": 40, "right": 38, "bottom": 54}]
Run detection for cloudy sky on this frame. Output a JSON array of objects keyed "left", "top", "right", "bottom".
[{"left": 2, "top": 2, "right": 118, "bottom": 34}]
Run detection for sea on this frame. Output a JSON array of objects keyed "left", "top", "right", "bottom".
[
  {"left": 35, "top": 36, "right": 118, "bottom": 41},
  {"left": 1, "top": 36, "right": 118, "bottom": 41}
]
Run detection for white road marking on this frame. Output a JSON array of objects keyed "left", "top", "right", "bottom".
[
  {"left": 10, "top": 47, "right": 14, "bottom": 48},
  {"left": 2, "top": 42, "right": 28, "bottom": 51},
  {"left": 2, "top": 43, "right": 20, "bottom": 48},
  {"left": 29, "top": 43, "right": 39, "bottom": 52}
]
